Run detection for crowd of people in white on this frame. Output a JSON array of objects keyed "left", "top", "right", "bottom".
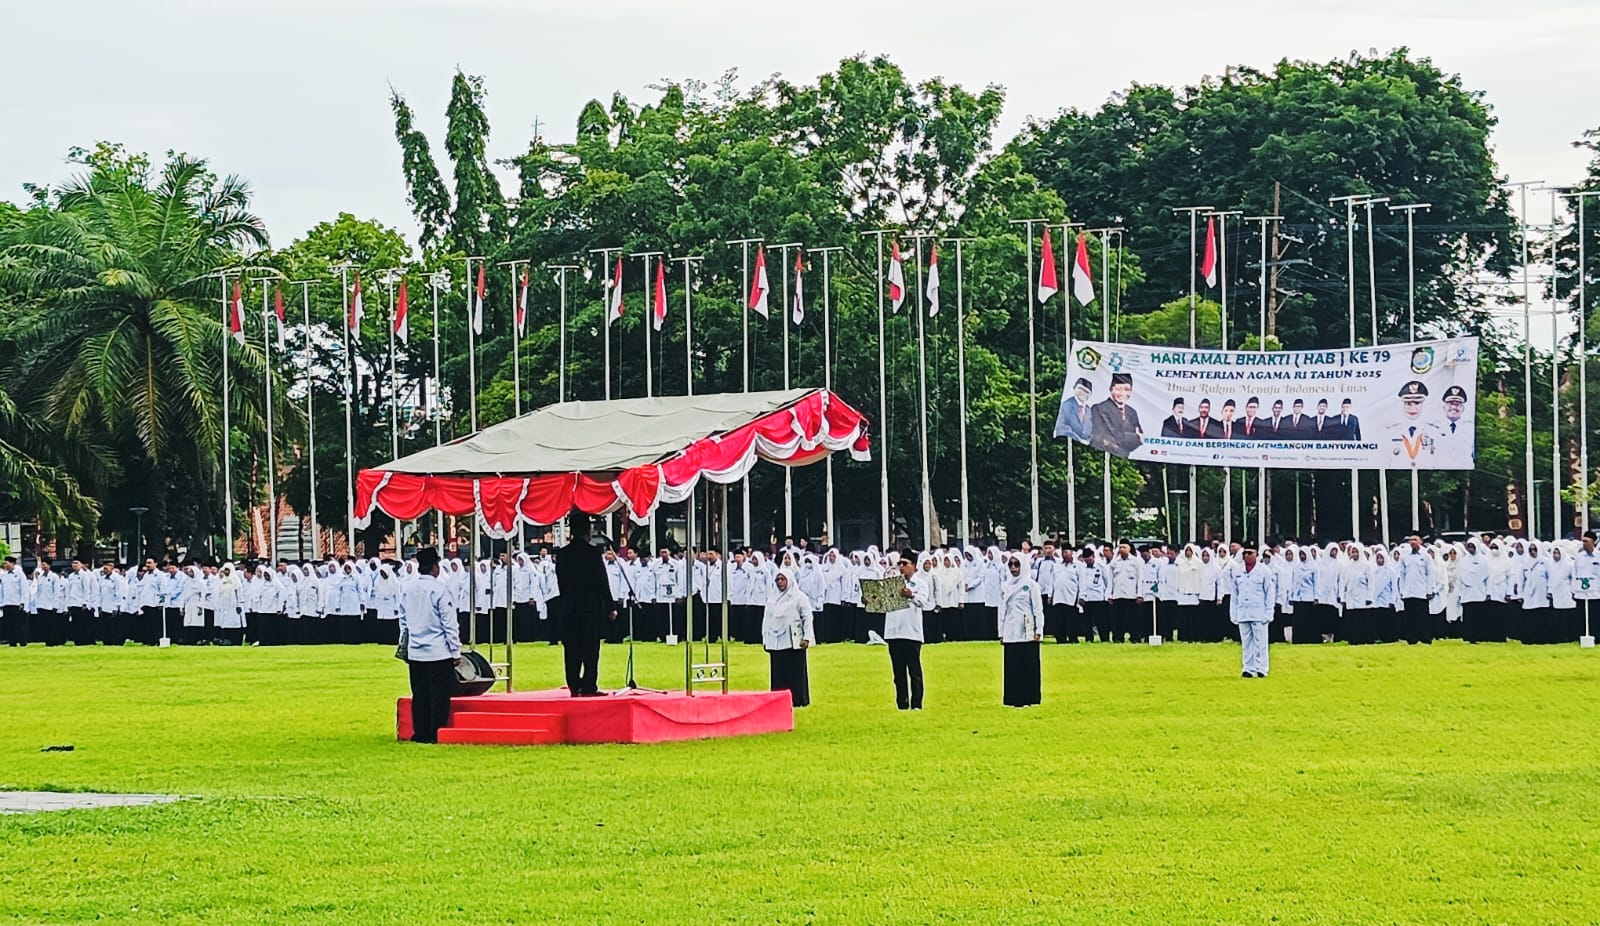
[{"left": 3, "top": 531, "right": 1595, "bottom": 695}]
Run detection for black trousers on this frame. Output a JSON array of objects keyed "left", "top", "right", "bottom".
[
  {"left": 768, "top": 647, "right": 811, "bottom": 707},
  {"left": 407, "top": 658, "right": 457, "bottom": 744},
  {"left": 140, "top": 606, "right": 163, "bottom": 645},
  {"left": 69, "top": 607, "right": 96, "bottom": 646},
  {"left": 3, "top": 604, "right": 28, "bottom": 645},
  {"left": 1003, "top": 641, "right": 1041, "bottom": 707},
  {"left": 887, "top": 638, "right": 924, "bottom": 709},
  {"left": 1402, "top": 597, "right": 1433, "bottom": 644},
  {"left": 563, "top": 613, "right": 603, "bottom": 695}
]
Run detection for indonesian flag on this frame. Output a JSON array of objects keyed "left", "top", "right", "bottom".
[
  {"left": 1037, "top": 226, "right": 1058, "bottom": 303},
  {"left": 272, "top": 286, "right": 287, "bottom": 348},
  {"left": 791, "top": 250, "right": 805, "bottom": 325},
  {"left": 472, "top": 263, "right": 486, "bottom": 335},
  {"left": 394, "top": 278, "right": 410, "bottom": 345},
  {"left": 606, "top": 257, "right": 624, "bottom": 325},
  {"left": 652, "top": 261, "right": 668, "bottom": 331},
  {"left": 348, "top": 272, "right": 363, "bottom": 341},
  {"left": 515, "top": 268, "right": 529, "bottom": 336},
  {"left": 925, "top": 245, "right": 940, "bottom": 318},
  {"left": 1202, "top": 215, "right": 1218, "bottom": 288},
  {"left": 228, "top": 281, "right": 245, "bottom": 346},
  {"left": 747, "top": 248, "right": 769, "bottom": 318},
  {"left": 888, "top": 241, "right": 906, "bottom": 313},
  {"left": 1072, "top": 233, "right": 1096, "bottom": 305}
]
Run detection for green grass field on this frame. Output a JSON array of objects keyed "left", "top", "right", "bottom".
[{"left": 2, "top": 639, "right": 1597, "bottom": 925}]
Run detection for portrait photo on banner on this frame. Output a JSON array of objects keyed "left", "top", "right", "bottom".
[{"left": 1052, "top": 337, "right": 1479, "bottom": 471}]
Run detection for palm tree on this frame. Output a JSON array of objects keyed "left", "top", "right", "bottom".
[
  {"left": 0, "top": 383, "right": 101, "bottom": 533},
  {"left": 1, "top": 145, "right": 271, "bottom": 551}
]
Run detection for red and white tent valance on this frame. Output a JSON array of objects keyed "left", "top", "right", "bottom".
[{"left": 354, "top": 389, "right": 870, "bottom": 539}]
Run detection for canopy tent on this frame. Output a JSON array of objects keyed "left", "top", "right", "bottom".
[{"left": 354, "top": 388, "right": 871, "bottom": 539}]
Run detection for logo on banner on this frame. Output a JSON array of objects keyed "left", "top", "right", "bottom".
[
  {"left": 1076, "top": 346, "right": 1102, "bottom": 371},
  {"left": 1107, "top": 352, "right": 1126, "bottom": 372},
  {"left": 1410, "top": 346, "right": 1435, "bottom": 374}
]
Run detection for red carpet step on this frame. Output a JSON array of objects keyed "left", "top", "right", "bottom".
[{"left": 397, "top": 687, "right": 794, "bottom": 745}]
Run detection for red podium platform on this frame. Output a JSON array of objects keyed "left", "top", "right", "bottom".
[{"left": 397, "top": 688, "right": 795, "bottom": 745}]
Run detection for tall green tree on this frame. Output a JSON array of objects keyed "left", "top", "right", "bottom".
[{"left": 1014, "top": 49, "right": 1517, "bottom": 350}]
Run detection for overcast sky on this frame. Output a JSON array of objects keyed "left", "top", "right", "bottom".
[{"left": 3, "top": 0, "right": 1595, "bottom": 246}]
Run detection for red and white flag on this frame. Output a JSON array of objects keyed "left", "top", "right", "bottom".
[
  {"left": 228, "top": 281, "right": 246, "bottom": 346},
  {"left": 1037, "top": 226, "right": 1058, "bottom": 303},
  {"left": 925, "top": 245, "right": 940, "bottom": 318},
  {"left": 394, "top": 278, "right": 410, "bottom": 345},
  {"left": 348, "top": 272, "right": 364, "bottom": 341},
  {"left": 1201, "top": 215, "right": 1218, "bottom": 288},
  {"left": 652, "top": 262, "right": 668, "bottom": 331},
  {"left": 472, "top": 263, "right": 486, "bottom": 335},
  {"left": 748, "top": 248, "right": 770, "bottom": 318},
  {"left": 272, "top": 286, "right": 287, "bottom": 349},
  {"left": 888, "top": 240, "right": 906, "bottom": 313},
  {"left": 606, "top": 257, "right": 624, "bottom": 325},
  {"left": 791, "top": 250, "right": 805, "bottom": 325},
  {"left": 1072, "top": 233, "right": 1096, "bottom": 305},
  {"left": 515, "top": 268, "right": 529, "bottom": 336}
]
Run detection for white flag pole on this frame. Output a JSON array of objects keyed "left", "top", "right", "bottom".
[
  {"left": 767, "top": 241, "right": 802, "bottom": 540},
  {"left": 251, "top": 276, "right": 279, "bottom": 560},
  {"left": 550, "top": 264, "right": 581, "bottom": 404},
  {"left": 1361, "top": 197, "right": 1392, "bottom": 545},
  {"left": 630, "top": 251, "right": 664, "bottom": 398},
  {"left": 1559, "top": 190, "right": 1596, "bottom": 534},
  {"left": 1173, "top": 206, "right": 1213, "bottom": 543},
  {"left": 498, "top": 259, "right": 532, "bottom": 416},
  {"left": 588, "top": 247, "right": 622, "bottom": 402},
  {"left": 944, "top": 238, "right": 976, "bottom": 547},
  {"left": 290, "top": 278, "right": 322, "bottom": 559},
  {"left": 426, "top": 269, "right": 450, "bottom": 547},
  {"left": 1008, "top": 218, "right": 1045, "bottom": 544},
  {"left": 861, "top": 229, "right": 895, "bottom": 549},
  {"left": 813, "top": 246, "right": 844, "bottom": 543},
  {"left": 332, "top": 261, "right": 357, "bottom": 553},
  {"left": 1049, "top": 222, "right": 1083, "bottom": 544},
  {"left": 1245, "top": 215, "right": 1282, "bottom": 543},
  {"left": 216, "top": 269, "right": 238, "bottom": 558},
  {"left": 726, "top": 237, "right": 763, "bottom": 547},
  {"left": 670, "top": 255, "right": 705, "bottom": 396},
  {"left": 907, "top": 233, "right": 935, "bottom": 551},
  {"left": 1208, "top": 210, "right": 1242, "bottom": 544}
]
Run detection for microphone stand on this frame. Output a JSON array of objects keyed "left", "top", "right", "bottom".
[{"left": 613, "top": 559, "right": 658, "bottom": 692}]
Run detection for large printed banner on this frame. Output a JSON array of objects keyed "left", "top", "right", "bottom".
[{"left": 1054, "top": 337, "right": 1479, "bottom": 470}]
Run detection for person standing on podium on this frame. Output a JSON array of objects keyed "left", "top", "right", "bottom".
[
  {"left": 556, "top": 511, "right": 615, "bottom": 696},
  {"left": 400, "top": 546, "right": 460, "bottom": 744}
]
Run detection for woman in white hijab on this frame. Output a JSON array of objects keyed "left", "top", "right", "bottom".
[
  {"left": 1483, "top": 540, "right": 1511, "bottom": 643},
  {"left": 998, "top": 553, "right": 1045, "bottom": 707},
  {"left": 1174, "top": 544, "right": 1204, "bottom": 642},
  {"left": 1546, "top": 543, "right": 1577, "bottom": 645},
  {"left": 761, "top": 567, "right": 815, "bottom": 707},
  {"left": 179, "top": 564, "right": 206, "bottom": 645},
  {"left": 214, "top": 564, "right": 247, "bottom": 645},
  {"left": 1518, "top": 542, "right": 1551, "bottom": 644}
]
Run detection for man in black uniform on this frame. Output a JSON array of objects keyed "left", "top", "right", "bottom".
[{"left": 555, "top": 511, "right": 616, "bottom": 696}]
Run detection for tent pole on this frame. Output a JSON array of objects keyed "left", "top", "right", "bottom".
[
  {"left": 505, "top": 538, "right": 515, "bottom": 692},
  {"left": 685, "top": 487, "right": 696, "bottom": 695},
  {"left": 721, "top": 482, "right": 730, "bottom": 695}
]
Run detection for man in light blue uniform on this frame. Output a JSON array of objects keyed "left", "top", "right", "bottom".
[
  {"left": 401, "top": 547, "right": 462, "bottom": 744},
  {"left": 1221, "top": 547, "right": 1275, "bottom": 677}
]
